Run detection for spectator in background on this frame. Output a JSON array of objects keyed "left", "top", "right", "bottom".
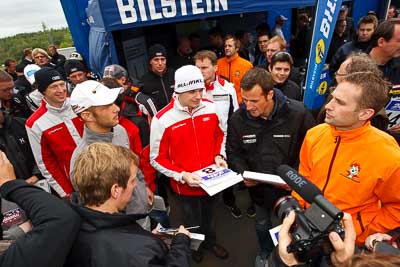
[
  {"left": 339, "top": 5, "right": 355, "bottom": 40},
  {"left": 19, "top": 48, "right": 33, "bottom": 67},
  {"left": 291, "top": 12, "right": 311, "bottom": 66},
  {"left": 272, "top": 15, "right": 288, "bottom": 43},
  {"left": 329, "top": 15, "right": 378, "bottom": 77},
  {"left": 206, "top": 27, "right": 225, "bottom": 58},
  {"left": 140, "top": 44, "right": 175, "bottom": 111},
  {"left": 170, "top": 37, "right": 194, "bottom": 69},
  {"left": 103, "top": 64, "right": 156, "bottom": 147},
  {"left": 32, "top": 48, "right": 55, "bottom": 69},
  {"left": 327, "top": 19, "right": 349, "bottom": 63},
  {"left": 260, "top": 36, "right": 301, "bottom": 86},
  {"left": 4, "top": 60, "right": 17, "bottom": 81},
  {"left": 48, "top": 45, "right": 66, "bottom": 70},
  {"left": 387, "top": 5, "right": 397, "bottom": 20},
  {"left": 64, "top": 59, "right": 89, "bottom": 92},
  {"left": 254, "top": 32, "right": 269, "bottom": 66},
  {"left": 0, "top": 70, "right": 31, "bottom": 118},
  {"left": 26, "top": 68, "right": 84, "bottom": 198},
  {"left": 189, "top": 33, "right": 201, "bottom": 53},
  {"left": 269, "top": 52, "right": 302, "bottom": 101},
  {"left": 217, "top": 34, "right": 253, "bottom": 103},
  {"left": 23, "top": 64, "right": 43, "bottom": 113},
  {"left": 14, "top": 63, "right": 32, "bottom": 94},
  {"left": 236, "top": 30, "right": 252, "bottom": 62},
  {"left": 369, "top": 19, "right": 400, "bottom": 143}
]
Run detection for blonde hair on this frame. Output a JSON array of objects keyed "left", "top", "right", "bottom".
[
  {"left": 32, "top": 48, "right": 50, "bottom": 59},
  {"left": 73, "top": 142, "right": 139, "bottom": 206},
  {"left": 266, "top": 36, "right": 286, "bottom": 51}
]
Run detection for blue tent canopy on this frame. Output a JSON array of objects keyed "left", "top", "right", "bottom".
[
  {"left": 62, "top": 0, "right": 316, "bottom": 76},
  {"left": 98, "top": 0, "right": 315, "bottom": 31}
]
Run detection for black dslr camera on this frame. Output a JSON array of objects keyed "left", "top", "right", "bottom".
[{"left": 274, "top": 165, "right": 345, "bottom": 263}]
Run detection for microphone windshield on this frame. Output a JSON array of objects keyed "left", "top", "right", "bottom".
[{"left": 276, "top": 165, "right": 322, "bottom": 203}]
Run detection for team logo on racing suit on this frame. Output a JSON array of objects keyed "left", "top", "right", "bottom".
[{"left": 340, "top": 162, "right": 361, "bottom": 183}]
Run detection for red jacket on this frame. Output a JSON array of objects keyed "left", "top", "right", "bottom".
[
  {"left": 150, "top": 96, "right": 225, "bottom": 196},
  {"left": 26, "top": 99, "right": 84, "bottom": 197},
  {"left": 119, "top": 117, "right": 156, "bottom": 192}
]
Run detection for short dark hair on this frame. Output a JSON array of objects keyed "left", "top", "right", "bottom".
[
  {"left": 343, "top": 72, "right": 388, "bottom": 114},
  {"left": 270, "top": 51, "right": 293, "bottom": 68},
  {"left": 4, "top": 59, "right": 16, "bottom": 67},
  {"left": 357, "top": 14, "right": 378, "bottom": 29},
  {"left": 194, "top": 50, "right": 217, "bottom": 65},
  {"left": 371, "top": 19, "right": 400, "bottom": 47},
  {"left": 240, "top": 67, "right": 274, "bottom": 96}
]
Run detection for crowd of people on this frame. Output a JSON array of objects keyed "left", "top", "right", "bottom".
[{"left": 0, "top": 5, "right": 400, "bottom": 267}]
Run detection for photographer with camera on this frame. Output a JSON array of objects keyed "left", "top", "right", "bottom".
[{"left": 269, "top": 211, "right": 356, "bottom": 267}]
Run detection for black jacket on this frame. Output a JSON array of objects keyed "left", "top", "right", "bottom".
[
  {"left": 275, "top": 80, "right": 302, "bottom": 101},
  {"left": 0, "top": 180, "right": 81, "bottom": 267},
  {"left": 0, "top": 116, "right": 41, "bottom": 180},
  {"left": 329, "top": 39, "right": 371, "bottom": 75},
  {"left": 14, "top": 76, "right": 32, "bottom": 93},
  {"left": 227, "top": 89, "right": 315, "bottom": 205},
  {"left": 65, "top": 204, "right": 191, "bottom": 267},
  {"left": 50, "top": 53, "right": 66, "bottom": 69},
  {"left": 140, "top": 68, "right": 175, "bottom": 111}
]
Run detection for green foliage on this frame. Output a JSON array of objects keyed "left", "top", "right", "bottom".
[{"left": 0, "top": 27, "right": 73, "bottom": 65}]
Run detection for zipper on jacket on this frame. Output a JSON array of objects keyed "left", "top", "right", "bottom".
[
  {"left": 322, "top": 136, "right": 341, "bottom": 193},
  {"left": 160, "top": 77, "right": 169, "bottom": 106},
  {"left": 190, "top": 115, "right": 202, "bottom": 170},
  {"left": 356, "top": 211, "right": 365, "bottom": 232}
]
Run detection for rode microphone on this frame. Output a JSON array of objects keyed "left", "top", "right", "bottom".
[
  {"left": 276, "top": 165, "right": 322, "bottom": 203},
  {"left": 276, "top": 165, "right": 342, "bottom": 220}
]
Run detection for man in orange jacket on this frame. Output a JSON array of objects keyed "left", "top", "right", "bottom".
[
  {"left": 292, "top": 71, "right": 400, "bottom": 245},
  {"left": 217, "top": 35, "right": 253, "bottom": 103}
]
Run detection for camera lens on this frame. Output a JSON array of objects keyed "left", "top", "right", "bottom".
[{"left": 273, "top": 195, "right": 302, "bottom": 221}]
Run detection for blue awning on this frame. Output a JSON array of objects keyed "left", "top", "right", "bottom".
[{"left": 98, "top": 0, "right": 315, "bottom": 32}]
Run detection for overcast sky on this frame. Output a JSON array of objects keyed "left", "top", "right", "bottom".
[{"left": 0, "top": 0, "right": 68, "bottom": 38}]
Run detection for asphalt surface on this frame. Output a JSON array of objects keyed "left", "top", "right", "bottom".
[{"left": 168, "top": 186, "right": 261, "bottom": 267}]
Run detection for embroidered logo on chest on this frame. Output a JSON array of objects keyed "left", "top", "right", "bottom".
[{"left": 340, "top": 162, "right": 361, "bottom": 183}]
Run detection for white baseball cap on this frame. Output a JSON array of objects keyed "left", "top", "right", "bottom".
[
  {"left": 23, "top": 64, "right": 41, "bottom": 85},
  {"left": 174, "top": 65, "right": 205, "bottom": 93},
  {"left": 70, "top": 80, "right": 122, "bottom": 114}
]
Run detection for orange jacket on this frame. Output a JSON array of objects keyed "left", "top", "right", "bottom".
[
  {"left": 217, "top": 54, "right": 252, "bottom": 103},
  {"left": 293, "top": 122, "right": 400, "bottom": 244}
]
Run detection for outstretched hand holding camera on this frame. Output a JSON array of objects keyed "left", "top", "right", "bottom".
[{"left": 277, "top": 211, "right": 356, "bottom": 267}]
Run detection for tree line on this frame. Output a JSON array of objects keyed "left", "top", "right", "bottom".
[{"left": 0, "top": 27, "right": 73, "bottom": 66}]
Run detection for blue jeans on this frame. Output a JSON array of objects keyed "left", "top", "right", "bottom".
[
  {"left": 179, "top": 194, "right": 218, "bottom": 248},
  {"left": 254, "top": 203, "right": 274, "bottom": 258}
]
